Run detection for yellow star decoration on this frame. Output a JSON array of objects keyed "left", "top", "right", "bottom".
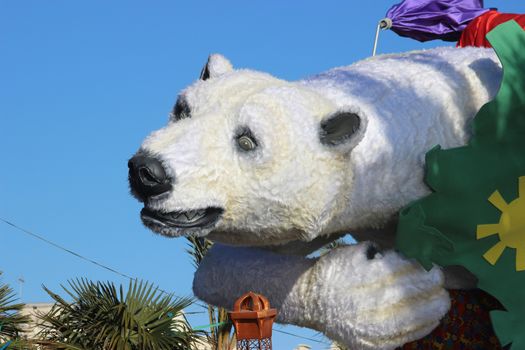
[{"left": 477, "top": 176, "right": 525, "bottom": 271}]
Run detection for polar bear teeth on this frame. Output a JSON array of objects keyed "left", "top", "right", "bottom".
[
  {"left": 170, "top": 210, "right": 207, "bottom": 222},
  {"left": 140, "top": 207, "right": 223, "bottom": 233}
]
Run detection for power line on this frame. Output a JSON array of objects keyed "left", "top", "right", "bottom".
[
  {"left": 0, "top": 217, "right": 203, "bottom": 305},
  {"left": 274, "top": 328, "right": 331, "bottom": 345},
  {"left": 1, "top": 217, "right": 332, "bottom": 345},
  {"left": 1, "top": 218, "right": 134, "bottom": 280}
]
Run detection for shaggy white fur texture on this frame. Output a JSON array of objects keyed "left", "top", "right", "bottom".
[
  {"left": 195, "top": 243, "right": 449, "bottom": 350},
  {"left": 136, "top": 47, "right": 503, "bottom": 349},
  {"left": 140, "top": 48, "right": 501, "bottom": 245}
]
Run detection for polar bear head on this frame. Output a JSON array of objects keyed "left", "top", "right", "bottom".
[{"left": 129, "top": 54, "right": 367, "bottom": 246}]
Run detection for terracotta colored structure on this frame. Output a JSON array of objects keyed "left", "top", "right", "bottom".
[{"left": 229, "top": 292, "right": 277, "bottom": 350}]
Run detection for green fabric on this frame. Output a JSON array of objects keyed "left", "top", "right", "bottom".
[
  {"left": 192, "top": 321, "right": 230, "bottom": 331},
  {"left": 396, "top": 20, "right": 525, "bottom": 350}
]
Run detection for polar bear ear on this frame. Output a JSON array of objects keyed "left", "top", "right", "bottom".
[
  {"left": 200, "top": 54, "right": 234, "bottom": 80},
  {"left": 319, "top": 111, "right": 364, "bottom": 151}
]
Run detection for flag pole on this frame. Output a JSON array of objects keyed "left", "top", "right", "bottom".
[{"left": 372, "top": 18, "right": 392, "bottom": 56}]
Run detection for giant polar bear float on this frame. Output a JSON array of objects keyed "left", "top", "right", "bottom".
[{"left": 128, "top": 47, "right": 502, "bottom": 349}]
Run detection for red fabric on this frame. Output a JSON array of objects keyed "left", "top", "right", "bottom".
[
  {"left": 458, "top": 10, "right": 525, "bottom": 48},
  {"left": 399, "top": 289, "right": 503, "bottom": 350}
]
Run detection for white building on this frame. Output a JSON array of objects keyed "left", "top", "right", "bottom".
[{"left": 20, "top": 303, "right": 53, "bottom": 339}]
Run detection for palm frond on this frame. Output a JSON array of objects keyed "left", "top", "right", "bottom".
[
  {"left": 0, "top": 273, "right": 31, "bottom": 342},
  {"left": 185, "top": 238, "right": 235, "bottom": 350},
  {"left": 38, "top": 279, "right": 202, "bottom": 350},
  {"left": 186, "top": 236, "right": 213, "bottom": 268}
]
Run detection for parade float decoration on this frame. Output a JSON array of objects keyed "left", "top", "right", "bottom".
[
  {"left": 128, "top": 1, "right": 525, "bottom": 348},
  {"left": 396, "top": 20, "right": 525, "bottom": 350}
]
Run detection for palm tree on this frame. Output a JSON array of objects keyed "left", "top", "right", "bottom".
[
  {"left": 186, "top": 237, "right": 235, "bottom": 350},
  {"left": 37, "top": 278, "right": 202, "bottom": 350},
  {"left": 0, "top": 272, "right": 33, "bottom": 349}
]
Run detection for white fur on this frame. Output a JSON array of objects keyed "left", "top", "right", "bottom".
[
  {"left": 136, "top": 47, "right": 502, "bottom": 348},
  {"left": 194, "top": 243, "right": 449, "bottom": 350},
  {"left": 204, "top": 54, "right": 234, "bottom": 78},
  {"left": 140, "top": 47, "right": 501, "bottom": 244}
]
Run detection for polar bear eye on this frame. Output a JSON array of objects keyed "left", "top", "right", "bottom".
[
  {"left": 237, "top": 135, "right": 257, "bottom": 151},
  {"left": 235, "top": 127, "right": 258, "bottom": 152}
]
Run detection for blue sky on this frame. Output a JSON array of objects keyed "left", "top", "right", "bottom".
[{"left": 0, "top": 1, "right": 522, "bottom": 349}]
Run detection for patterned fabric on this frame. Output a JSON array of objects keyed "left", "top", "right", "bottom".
[
  {"left": 458, "top": 10, "right": 525, "bottom": 48},
  {"left": 396, "top": 20, "right": 525, "bottom": 349},
  {"left": 399, "top": 289, "right": 503, "bottom": 349}
]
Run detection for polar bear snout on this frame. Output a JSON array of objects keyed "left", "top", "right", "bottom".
[{"left": 128, "top": 153, "right": 172, "bottom": 202}]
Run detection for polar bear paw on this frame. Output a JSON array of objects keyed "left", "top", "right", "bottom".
[{"left": 309, "top": 242, "right": 450, "bottom": 350}]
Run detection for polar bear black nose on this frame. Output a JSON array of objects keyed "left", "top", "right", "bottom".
[{"left": 128, "top": 154, "right": 172, "bottom": 201}]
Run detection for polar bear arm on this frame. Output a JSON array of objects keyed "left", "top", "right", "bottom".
[
  {"left": 193, "top": 243, "right": 450, "bottom": 350},
  {"left": 261, "top": 232, "right": 347, "bottom": 256}
]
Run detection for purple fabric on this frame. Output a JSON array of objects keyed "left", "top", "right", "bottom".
[{"left": 385, "top": 0, "right": 490, "bottom": 42}]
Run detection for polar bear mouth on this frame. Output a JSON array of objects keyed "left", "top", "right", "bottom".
[{"left": 140, "top": 207, "right": 223, "bottom": 232}]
